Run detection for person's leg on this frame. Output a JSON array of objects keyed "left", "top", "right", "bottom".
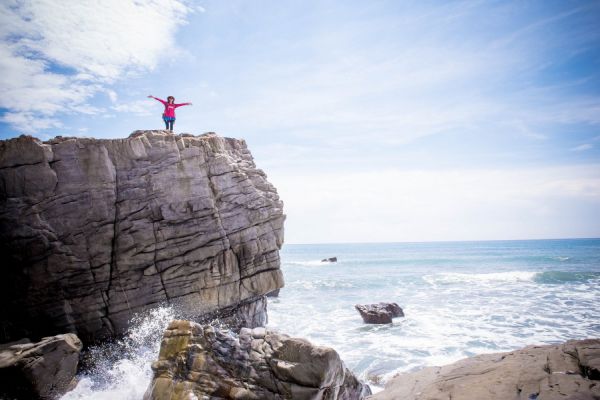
[
  {"left": 169, "top": 119, "right": 175, "bottom": 132},
  {"left": 163, "top": 117, "right": 169, "bottom": 130}
]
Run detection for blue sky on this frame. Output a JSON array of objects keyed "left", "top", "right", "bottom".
[{"left": 1, "top": 0, "right": 599, "bottom": 243}]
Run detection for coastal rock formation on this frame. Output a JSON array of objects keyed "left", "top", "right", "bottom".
[
  {"left": 370, "top": 338, "right": 600, "bottom": 400},
  {"left": 0, "top": 333, "right": 82, "bottom": 400},
  {"left": 144, "top": 320, "right": 371, "bottom": 400},
  {"left": 355, "top": 303, "right": 404, "bottom": 324},
  {"left": 0, "top": 131, "right": 285, "bottom": 344},
  {"left": 321, "top": 257, "right": 337, "bottom": 263}
]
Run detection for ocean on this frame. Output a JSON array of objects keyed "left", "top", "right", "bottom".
[
  {"left": 269, "top": 239, "right": 600, "bottom": 388},
  {"left": 62, "top": 238, "right": 600, "bottom": 398}
]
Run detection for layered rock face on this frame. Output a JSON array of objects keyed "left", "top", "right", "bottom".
[
  {"left": 0, "top": 131, "right": 285, "bottom": 344},
  {"left": 144, "top": 320, "right": 371, "bottom": 400},
  {"left": 0, "top": 334, "right": 82, "bottom": 400},
  {"left": 371, "top": 339, "right": 600, "bottom": 400}
]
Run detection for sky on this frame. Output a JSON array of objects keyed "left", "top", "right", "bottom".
[{"left": 1, "top": 0, "right": 599, "bottom": 243}]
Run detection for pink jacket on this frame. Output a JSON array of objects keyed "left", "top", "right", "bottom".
[{"left": 150, "top": 96, "right": 191, "bottom": 118}]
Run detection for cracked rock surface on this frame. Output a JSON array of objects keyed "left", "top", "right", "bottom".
[
  {"left": 370, "top": 339, "right": 600, "bottom": 400},
  {"left": 144, "top": 320, "right": 371, "bottom": 400},
  {"left": 0, "top": 131, "right": 285, "bottom": 344}
]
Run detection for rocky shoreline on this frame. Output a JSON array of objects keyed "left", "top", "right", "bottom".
[
  {"left": 0, "top": 131, "right": 293, "bottom": 399},
  {"left": 370, "top": 339, "right": 600, "bottom": 400},
  {"left": 1, "top": 131, "right": 598, "bottom": 400}
]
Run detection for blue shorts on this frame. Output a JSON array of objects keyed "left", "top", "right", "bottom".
[{"left": 163, "top": 116, "right": 176, "bottom": 122}]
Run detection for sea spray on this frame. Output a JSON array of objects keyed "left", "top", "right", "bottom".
[{"left": 61, "top": 306, "right": 177, "bottom": 400}]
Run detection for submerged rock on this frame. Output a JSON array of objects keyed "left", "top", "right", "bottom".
[
  {"left": 0, "top": 131, "right": 285, "bottom": 344},
  {"left": 144, "top": 320, "right": 371, "bottom": 400},
  {"left": 370, "top": 338, "right": 600, "bottom": 400},
  {"left": 355, "top": 303, "right": 404, "bottom": 324},
  {"left": 0, "top": 333, "right": 82, "bottom": 400}
]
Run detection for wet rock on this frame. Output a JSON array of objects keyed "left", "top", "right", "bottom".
[
  {"left": 355, "top": 303, "right": 404, "bottom": 324},
  {"left": 0, "top": 334, "right": 82, "bottom": 400},
  {"left": 0, "top": 131, "right": 285, "bottom": 344},
  {"left": 370, "top": 338, "right": 600, "bottom": 400},
  {"left": 144, "top": 320, "right": 371, "bottom": 400},
  {"left": 266, "top": 288, "right": 281, "bottom": 297},
  {"left": 322, "top": 257, "right": 338, "bottom": 262}
]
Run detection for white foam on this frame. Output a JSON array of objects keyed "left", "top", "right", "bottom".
[
  {"left": 423, "top": 271, "right": 537, "bottom": 285},
  {"left": 297, "top": 279, "right": 355, "bottom": 290}
]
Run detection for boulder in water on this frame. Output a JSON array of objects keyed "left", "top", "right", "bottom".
[
  {"left": 0, "top": 333, "right": 82, "bottom": 400},
  {"left": 355, "top": 302, "right": 404, "bottom": 324},
  {"left": 322, "top": 257, "right": 338, "bottom": 262},
  {"left": 144, "top": 320, "right": 371, "bottom": 399}
]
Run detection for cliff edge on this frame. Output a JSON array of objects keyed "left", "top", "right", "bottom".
[{"left": 0, "top": 131, "right": 285, "bottom": 343}]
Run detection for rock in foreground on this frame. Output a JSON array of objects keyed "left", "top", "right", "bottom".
[
  {"left": 144, "top": 320, "right": 371, "bottom": 400},
  {"left": 370, "top": 338, "right": 600, "bottom": 400},
  {"left": 0, "top": 131, "right": 285, "bottom": 344},
  {"left": 355, "top": 303, "right": 404, "bottom": 324},
  {"left": 0, "top": 334, "right": 82, "bottom": 400}
]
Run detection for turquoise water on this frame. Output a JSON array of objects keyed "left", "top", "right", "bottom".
[{"left": 267, "top": 239, "right": 600, "bottom": 386}]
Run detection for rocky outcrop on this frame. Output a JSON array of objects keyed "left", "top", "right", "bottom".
[
  {"left": 0, "top": 131, "right": 285, "bottom": 344},
  {"left": 370, "top": 338, "right": 600, "bottom": 400},
  {"left": 0, "top": 333, "right": 82, "bottom": 400},
  {"left": 355, "top": 303, "right": 404, "bottom": 324},
  {"left": 144, "top": 320, "right": 371, "bottom": 400},
  {"left": 321, "top": 257, "right": 337, "bottom": 263}
]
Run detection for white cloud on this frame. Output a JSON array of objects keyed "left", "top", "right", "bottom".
[
  {"left": 271, "top": 166, "right": 600, "bottom": 244},
  {"left": 111, "top": 100, "right": 154, "bottom": 116},
  {"left": 0, "top": 0, "right": 191, "bottom": 133},
  {"left": 571, "top": 143, "right": 593, "bottom": 152},
  {"left": 490, "top": 6, "right": 585, "bottom": 49},
  {"left": 0, "top": 112, "right": 62, "bottom": 134},
  {"left": 205, "top": 13, "right": 600, "bottom": 149},
  {"left": 106, "top": 90, "right": 118, "bottom": 103},
  {"left": 0, "top": 42, "right": 97, "bottom": 114},
  {"left": 512, "top": 120, "right": 547, "bottom": 140}
]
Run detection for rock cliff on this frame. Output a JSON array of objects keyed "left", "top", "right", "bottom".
[
  {"left": 0, "top": 131, "right": 285, "bottom": 344},
  {"left": 370, "top": 338, "right": 600, "bottom": 400}
]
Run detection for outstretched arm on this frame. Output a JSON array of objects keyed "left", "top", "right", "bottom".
[
  {"left": 173, "top": 102, "right": 192, "bottom": 108},
  {"left": 148, "top": 95, "right": 167, "bottom": 105}
]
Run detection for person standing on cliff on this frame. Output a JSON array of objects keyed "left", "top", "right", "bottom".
[{"left": 148, "top": 95, "right": 192, "bottom": 132}]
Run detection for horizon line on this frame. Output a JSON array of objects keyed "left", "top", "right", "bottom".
[{"left": 283, "top": 236, "right": 600, "bottom": 246}]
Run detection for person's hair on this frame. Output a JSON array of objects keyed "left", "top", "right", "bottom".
[{"left": 167, "top": 96, "right": 175, "bottom": 103}]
